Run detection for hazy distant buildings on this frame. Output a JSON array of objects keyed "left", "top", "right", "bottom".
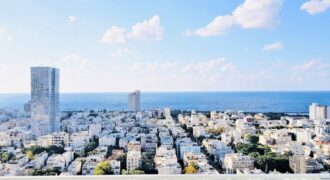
[
  {"left": 31, "top": 67, "right": 60, "bottom": 137},
  {"left": 24, "top": 100, "right": 31, "bottom": 113},
  {"left": 128, "top": 90, "right": 141, "bottom": 112}
]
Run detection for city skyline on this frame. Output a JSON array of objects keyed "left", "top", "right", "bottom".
[{"left": 0, "top": 0, "right": 330, "bottom": 93}]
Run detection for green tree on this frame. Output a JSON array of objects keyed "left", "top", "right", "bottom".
[
  {"left": 246, "top": 134, "right": 259, "bottom": 144},
  {"left": 141, "top": 153, "right": 157, "bottom": 174},
  {"left": 30, "top": 168, "right": 61, "bottom": 176},
  {"left": 116, "top": 154, "right": 127, "bottom": 172},
  {"left": 0, "top": 152, "right": 11, "bottom": 162},
  {"left": 94, "top": 161, "right": 113, "bottom": 175},
  {"left": 26, "top": 150, "right": 34, "bottom": 160}
]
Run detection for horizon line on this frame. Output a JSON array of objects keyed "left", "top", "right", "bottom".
[{"left": 1, "top": 90, "right": 330, "bottom": 94}]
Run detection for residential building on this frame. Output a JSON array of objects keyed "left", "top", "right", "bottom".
[
  {"left": 109, "top": 160, "right": 121, "bottom": 175},
  {"left": 309, "top": 103, "right": 327, "bottom": 120},
  {"left": 224, "top": 153, "right": 254, "bottom": 174},
  {"left": 289, "top": 156, "right": 323, "bottom": 173},
  {"left": 68, "top": 158, "right": 83, "bottom": 175},
  {"left": 99, "top": 135, "right": 116, "bottom": 147},
  {"left": 127, "top": 141, "right": 141, "bottom": 152},
  {"left": 126, "top": 150, "right": 142, "bottom": 171},
  {"left": 154, "top": 146, "right": 181, "bottom": 174},
  {"left": 193, "top": 126, "right": 206, "bottom": 138}
]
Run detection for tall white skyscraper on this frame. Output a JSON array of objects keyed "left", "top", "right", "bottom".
[
  {"left": 128, "top": 90, "right": 141, "bottom": 112},
  {"left": 31, "top": 67, "right": 60, "bottom": 137}
]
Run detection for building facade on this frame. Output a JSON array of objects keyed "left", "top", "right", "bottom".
[
  {"left": 31, "top": 67, "right": 60, "bottom": 137},
  {"left": 309, "top": 103, "right": 327, "bottom": 120},
  {"left": 128, "top": 90, "right": 141, "bottom": 112}
]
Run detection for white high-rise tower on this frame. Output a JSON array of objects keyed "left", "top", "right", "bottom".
[
  {"left": 128, "top": 90, "right": 141, "bottom": 112},
  {"left": 31, "top": 67, "right": 60, "bottom": 137}
]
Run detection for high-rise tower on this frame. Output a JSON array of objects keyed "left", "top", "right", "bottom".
[
  {"left": 31, "top": 67, "right": 60, "bottom": 137},
  {"left": 128, "top": 90, "right": 141, "bottom": 112}
]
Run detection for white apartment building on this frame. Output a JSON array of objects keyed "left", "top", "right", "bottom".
[
  {"left": 82, "top": 161, "right": 98, "bottom": 175},
  {"left": 109, "top": 160, "right": 121, "bottom": 175},
  {"left": 164, "top": 108, "right": 171, "bottom": 119},
  {"left": 295, "top": 129, "right": 312, "bottom": 144},
  {"left": 127, "top": 141, "right": 141, "bottom": 152},
  {"left": 51, "top": 132, "right": 69, "bottom": 146},
  {"left": 46, "top": 154, "right": 66, "bottom": 171},
  {"left": 193, "top": 126, "right": 206, "bottom": 138},
  {"left": 68, "top": 158, "right": 83, "bottom": 175},
  {"left": 119, "top": 138, "right": 129, "bottom": 149},
  {"left": 224, "top": 153, "right": 254, "bottom": 174},
  {"left": 235, "top": 119, "right": 257, "bottom": 136},
  {"left": 99, "top": 135, "right": 116, "bottom": 147},
  {"left": 38, "top": 132, "right": 69, "bottom": 147},
  {"left": 126, "top": 150, "right": 142, "bottom": 171},
  {"left": 30, "top": 152, "right": 48, "bottom": 169},
  {"left": 179, "top": 142, "right": 201, "bottom": 160},
  {"left": 202, "top": 139, "right": 234, "bottom": 163},
  {"left": 89, "top": 124, "right": 102, "bottom": 137},
  {"left": 284, "top": 142, "right": 305, "bottom": 156},
  {"left": 315, "top": 119, "right": 330, "bottom": 136},
  {"left": 309, "top": 103, "right": 328, "bottom": 120},
  {"left": 69, "top": 131, "right": 90, "bottom": 148},
  {"left": 183, "top": 152, "right": 218, "bottom": 174},
  {"left": 259, "top": 129, "right": 291, "bottom": 146},
  {"left": 160, "top": 136, "right": 174, "bottom": 148},
  {"left": 154, "top": 146, "right": 181, "bottom": 174}
]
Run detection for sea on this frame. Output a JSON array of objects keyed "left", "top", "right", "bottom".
[{"left": 0, "top": 92, "right": 330, "bottom": 113}]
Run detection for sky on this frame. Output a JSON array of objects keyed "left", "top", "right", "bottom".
[{"left": 0, "top": 0, "right": 330, "bottom": 93}]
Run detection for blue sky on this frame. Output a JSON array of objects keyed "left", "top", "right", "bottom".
[{"left": 0, "top": 0, "right": 329, "bottom": 92}]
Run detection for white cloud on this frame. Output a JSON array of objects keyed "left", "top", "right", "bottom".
[
  {"left": 58, "top": 54, "right": 94, "bottom": 73},
  {"left": 161, "top": 62, "right": 177, "bottom": 70},
  {"left": 291, "top": 59, "right": 329, "bottom": 82},
  {"left": 186, "top": 16, "right": 235, "bottom": 37},
  {"left": 181, "top": 58, "right": 236, "bottom": 74},
  {"left": 101, "top": 15, "right": 164, "bottom": 44},
  {"left": 263, "top": 41, "right": 284, "bottom": 51},
  {"left": 130, "top": 62, "right": 176, "bottom": 72},
  {"left": 187, "top": 0, "right": 282, "bottom": 36},
  {"left": 68, "top": 15, "right": 77, "bottom": 23},
  {"left": 292, "top": 59, "right": 322, "bottom": 71},
  {"left": 101, "top": 26, "right": 126, "bottom": 44},
  {"left": 111, "top": 48, "right": 137, "bottom": 57},
  {"left": 0, "top": 28, "right": 12, "bottom": 44},
  {"left": 301, "top": 0, "right": 330, "bottom": 15},
  {"left": 128, "top": 15, "right": 165, "bottom": 41}
]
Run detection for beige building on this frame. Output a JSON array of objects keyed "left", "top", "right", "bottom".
[
  {"left": 224, "top": 153, "right": 254, "bottom": 174},
  {"left": 126, "top": 150, "right": 142, "bottom": 171}
]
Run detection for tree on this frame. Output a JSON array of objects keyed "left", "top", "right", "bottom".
[
  {"left": 26, "top": 150, "right": 34, "bottom": 160},
  {"left": 0, "top": 152, "right": 11, "bottom": 162},
  {"left": 141, "top": 153, "right": 157, "bottom": 174},
  {"left": 94, "top": 161, "right": 113, "bottom": 175},
  {"left": 23, "top": 145, "right": 64, "bottom": 156},
  {"left": 246, "top": 134, "right": 259, "bottom": 144},
  {"left": 84, "top": 138, "right": 99, "bottom": 157},
  {"left": 121, "top": 169, "right": 145, "bottom": 175},
  {"left": 184, "top": 165, "right": 197, "bottom": 174},
  {"left": 116, "top": 154, "right": 127, "bottom": 172},
  {"left": 30, "top": 168, "right": 61, "bottom": 176}
]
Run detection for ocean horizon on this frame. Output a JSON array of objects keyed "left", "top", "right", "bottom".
[{"left": 1, "top": 91, "right": 330, "bottom": 113}]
